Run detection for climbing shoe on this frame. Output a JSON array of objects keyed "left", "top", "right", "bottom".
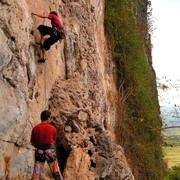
[{"left": 38, "top": 58, "right": 46, "bottom": 63}]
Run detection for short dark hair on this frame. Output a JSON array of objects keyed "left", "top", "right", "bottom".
[
  {"left": 40, "top": 110, "right": 51, "bottom": 121},
  {"left": 50, "top": 11, "right": 58, "bottom": 16}
]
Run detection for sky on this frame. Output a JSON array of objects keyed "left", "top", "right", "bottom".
[{"left": 151, "top": 0, "right": 180, "bottom": 106}]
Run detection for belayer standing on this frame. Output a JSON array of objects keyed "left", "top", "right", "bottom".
[
  {"left": 32, "top": 11, "right": 64, "bottom": 63},
  {"left": 30, "top": 110, "right": 64, "bottom": 180}
]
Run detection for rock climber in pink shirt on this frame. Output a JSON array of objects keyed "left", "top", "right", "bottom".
[{"left": 32, "top": 11, "right": 65, "bottom": 63}]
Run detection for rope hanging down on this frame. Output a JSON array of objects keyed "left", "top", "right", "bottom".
[
  {"left": 43, "top": 18, "right": 47, "bottom": 109},
  {"left": 32, "top": 16, "right": 48, "bottom": 109},
  {"left": 44, "top": 60, "right": 47, "bottom": 109}
]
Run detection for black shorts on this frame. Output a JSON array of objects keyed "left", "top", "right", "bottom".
[{"left": 37, "top": 25, "right": 61, "bottom": 51}]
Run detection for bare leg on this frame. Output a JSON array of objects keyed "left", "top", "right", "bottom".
[
  {"left": 38, "top": 35, "right": 46, "bottom": 62},
  {"left": 40, "top": 35, "right": 45, "bottom": 45},
  {"left": 42, "top": 48, "right": 46, "bottom": 60},
  {"left": 41, "top": 35, "right": 48, "bottom": 60}
]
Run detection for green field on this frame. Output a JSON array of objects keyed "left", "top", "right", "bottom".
[{"left": 163, "top": 146, "right": 180, "bottom": 168}]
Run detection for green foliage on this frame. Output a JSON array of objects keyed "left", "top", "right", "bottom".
[
  {"left": 165, "top": 166, "right": 180, "bottom": 180},
  {"left": 105, "top": 0, "right": 163, "bottom": 179}
]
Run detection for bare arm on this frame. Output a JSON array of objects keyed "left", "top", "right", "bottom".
[
  {"left": 32, "top": 12, "right": 48, "bottom": 19},
  {"left": 30, "top": 132, "right": 36, "bottom": 147}
]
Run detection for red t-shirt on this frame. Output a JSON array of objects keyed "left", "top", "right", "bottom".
[
  {"left": 48, "top": 14, "right": 63, "bottom": 32},
  {"left": 31, "top": 122, "right": 58, "bottom": 147}
]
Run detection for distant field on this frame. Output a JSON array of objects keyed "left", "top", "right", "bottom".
[{"left": 163, "top": 146, "right": 180, "bottom": 168}]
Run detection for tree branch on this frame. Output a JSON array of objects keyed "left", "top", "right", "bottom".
[{"left": 161, "top": 126, "right": 180, "bottom": 130}]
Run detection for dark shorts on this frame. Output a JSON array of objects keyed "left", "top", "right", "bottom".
[{"left": 37, "top": 25, "right": 64, "bottom": 51}]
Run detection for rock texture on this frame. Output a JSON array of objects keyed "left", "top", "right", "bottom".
[{"left": 0, "top": 0, "right": 134, "bottom": 179}]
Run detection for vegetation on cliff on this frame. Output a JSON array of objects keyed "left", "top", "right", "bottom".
[{"left": 105, "top": 0, "right": 163, "bottom": 179}]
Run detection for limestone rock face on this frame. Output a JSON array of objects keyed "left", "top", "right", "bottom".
[{"left": 0, "top": 0, "right": 134, "bottom": 179}]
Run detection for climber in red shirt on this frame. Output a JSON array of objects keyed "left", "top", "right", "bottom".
[
  {"left": 31, "top": 110, "right": 64, "bottom": 180},
  {"left": 32, "top": 11, "right": 65, "bottom": 63}
]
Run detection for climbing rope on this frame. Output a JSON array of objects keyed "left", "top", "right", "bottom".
[
  {"left": 43, "top": 18, "right": 47, "bottom": 109},
  {"left": 32, "top": 14, "right": 48, "bottom": 109},
  {"left": 44, "top": 59, "right": 47, "bottom": 109}
]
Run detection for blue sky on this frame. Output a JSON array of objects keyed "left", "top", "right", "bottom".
[{"left": 151, "top": 0, "right": 180, "bottom": 106}]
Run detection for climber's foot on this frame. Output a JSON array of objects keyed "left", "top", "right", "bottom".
[{"left": 38, "top": 58, "right": 46, "bottom": 63}]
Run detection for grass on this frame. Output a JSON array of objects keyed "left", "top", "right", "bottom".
[{"left": 163, "top": 146, "right": 180, "bottom": 168}]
